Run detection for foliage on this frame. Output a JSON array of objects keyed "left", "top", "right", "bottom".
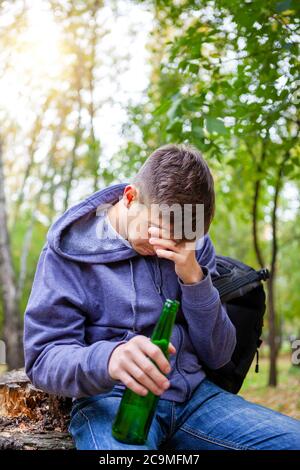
[{"left": 0, "top": 0, "right": 299, "bottom": 382}]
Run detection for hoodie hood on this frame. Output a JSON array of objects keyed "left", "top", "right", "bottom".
[{"left": 47, "top": 183, "right": 139, "bottom": 264}]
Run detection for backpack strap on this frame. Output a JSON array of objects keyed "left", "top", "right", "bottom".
[
  {"left": 214, "top": 268, "right": 269, "bottom": 301},
  {"left": 212, "top": 255, "right": 269, "bottom": 303}
]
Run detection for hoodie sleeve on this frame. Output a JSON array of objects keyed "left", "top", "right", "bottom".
[
  {"left": 24, "top": 245, "right": 127, "bottom": 398},
  {"left": 178, "top": 235, "right": 236, "bottom": 369}
]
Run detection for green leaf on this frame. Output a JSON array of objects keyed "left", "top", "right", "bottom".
[
  {"left": 206, "top": 116, "right": 227, "bottom": 135},
  {"left": 167, "top": 95, "right": 182, "bottom": 121},
  {"left": 153, "top": 99, "right": 172, "bottom": 116},
  {"left": 191, "top": 118, "right": 204, "bottom": 141},
  {"left": 189, "top": 63, "right": 199, "bottom": 74},
  {"left": 166, "top": 118, "right": 182, "bottom": 135},
  {"left": 178, "top": 59, "right": 189, "bottom": 71},
  {"left": 182, "top": 96, "right": 204, "bottom": 112}
]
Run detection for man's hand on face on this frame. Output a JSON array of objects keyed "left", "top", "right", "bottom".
[{"left": 148, "top": 226, "right": 204, "bottom": 285}]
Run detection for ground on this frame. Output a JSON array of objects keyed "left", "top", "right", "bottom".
[{"left": 240, "top": 353, "right": 300, "bottom": 420}]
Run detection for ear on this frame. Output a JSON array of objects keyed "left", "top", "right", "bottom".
[{"left": 123, "top": 184, "right": 139, "bottom": 208}]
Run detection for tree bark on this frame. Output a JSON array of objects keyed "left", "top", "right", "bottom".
[
  {"left": 251, "top": 140, "right": 266, "bottom": 270},
  {"left": 89, "top": 1, "right": 101, "bottom": 193},
  {"left": 16, "top": 110, "right": 66, "bottom": 303},
  {"left": 63, "top": 90, "right": 82, "bottom": 213},
  {"left": 11, "top": 96, "right": 53, "bottom": 229},
  {"left": 267, "top": 273, "right": 277, "bottom": 386},
  {"left": 0, "top": 369, "right": 73, "bottom": 450},
  {"left": 268, "top": 151, "right": 289, "bottom": 386},
  {"left": 0, "top": 139, "right": 23, "bottom": 369}
]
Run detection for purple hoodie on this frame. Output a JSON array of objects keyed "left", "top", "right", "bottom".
[{"left": 24, "top": 182, "right": 236, "bottom": 402}]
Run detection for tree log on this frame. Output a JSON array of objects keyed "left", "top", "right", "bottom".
[{"left": 0, "top": 369, "right": 74, "bottom": 450}]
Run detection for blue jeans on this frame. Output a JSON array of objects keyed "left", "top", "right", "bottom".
[{"left": 68, "top": 378, "right": 300, "bottom": 450}]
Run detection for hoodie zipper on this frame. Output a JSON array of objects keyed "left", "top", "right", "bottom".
[
  {"left": 152, "top": 258, "right": 191, "bottom": 399},
  {"left": 154, "top": 257, "right": 163, "bottom": 296},
  {"left": 144, "top": 258, "right": 190, "bottom": 400},
  {"left": 144, "top": 257, "right": 164, "bottom": 300}
]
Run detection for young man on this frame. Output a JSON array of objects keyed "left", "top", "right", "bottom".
[{"left": 24, "top": 144, "right": 300, "bottom": 450}]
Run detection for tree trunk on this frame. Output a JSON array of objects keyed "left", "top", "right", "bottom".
[
  {"left": 63, "top": 92, "right": 82, "bottom": 213},
  {"left": 267, "top": 274, "right": 277, "bottom": 386},
  {"left": 11, "top": 95, "right": 53, "bottom": 229},
  {"left": 0, "top": 140, "right": 23, "bottom": 369},
  {"left": 267, "top": 150, "right": 290, "bottom": 386},
  {"left": 16, "top": 112, "right": 66, "bottom": 303},
  {"left": 0, "top": 369, "right": 73, "bottom": 450},
  {"left": 89, "top": 2, "right": 100, "bottom": 193}
]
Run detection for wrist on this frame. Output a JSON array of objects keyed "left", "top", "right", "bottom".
[{"left": 180, "top": 266, "right": 204, "bottom": 284}]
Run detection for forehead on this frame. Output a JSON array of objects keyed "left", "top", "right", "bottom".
[{"left": 136, "top": 202, "right": 177, "bottom": 232}]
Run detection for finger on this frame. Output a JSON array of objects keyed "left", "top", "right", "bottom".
[
  {"left": 148, "top": 226, "right": 173, "bottom": 240},
  {"left": 128, "top": 358, "right": 169, "bottom": 395},
  {"left": 168, "top": 342, "right": 176, "bottom": 354},
  {"left": 141, "top": 339, "right": 172, "bottom": 374},
  {"left": 118, "top": 370, "right": 149, "bottom": 396},
  {"left": 155, "top": 248, "right": 178, "bottom": 261},
  {"left": 133, "top": 349, "right": 170, "bottom": 384},
  {"left": 149, "top": 237, "right": 181, "bottom": 252}
]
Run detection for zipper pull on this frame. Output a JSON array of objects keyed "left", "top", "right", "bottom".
[{"left": 255, "top": 349, "right": 259, "bottom": 373}]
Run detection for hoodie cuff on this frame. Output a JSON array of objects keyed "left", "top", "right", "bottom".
[
  {"left": 89, "top": 339, "right": 127, "bottom": 390},
  {"left": 178, "top": 266, "right": 219, "bottom": 307}
]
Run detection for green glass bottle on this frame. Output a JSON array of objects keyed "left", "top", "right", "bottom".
[{"left": 111, "top": 299, "right": 180, "bottom": 445}]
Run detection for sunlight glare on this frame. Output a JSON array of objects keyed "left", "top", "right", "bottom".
[
  {"left": 0, "top": 1, "right": 63, "bottom": 122},
  {"left": 24, "top": 2, "right": 62, "bottom": 78}
]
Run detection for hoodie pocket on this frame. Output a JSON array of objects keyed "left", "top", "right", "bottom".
[{"left": 92, "top": 326, "right": 130, "bottom": 342}]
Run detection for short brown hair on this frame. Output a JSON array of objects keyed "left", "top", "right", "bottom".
[{"left": 132, "top": 143, "right": 215, "bottom": 238}]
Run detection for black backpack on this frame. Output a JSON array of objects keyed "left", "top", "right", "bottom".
[{"left": 206, "top": 255, "right": 269, "bottom": 394}]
